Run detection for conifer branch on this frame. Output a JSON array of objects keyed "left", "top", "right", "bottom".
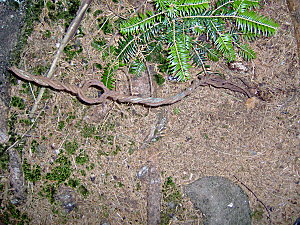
[{"left": 115, "top": 0, "right": 278, "bottom": 81}]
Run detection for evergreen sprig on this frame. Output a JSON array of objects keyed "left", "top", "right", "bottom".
[{"left": 115, "top": 0, "right": 278, "bottom": 81}]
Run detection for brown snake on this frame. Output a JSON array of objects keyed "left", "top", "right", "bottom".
[{"left": 9, "top": 66, "right": 256, "bottom": 107}]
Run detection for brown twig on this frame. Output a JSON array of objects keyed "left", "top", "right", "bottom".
[
  {"left": 233, "top": 175, "right": 272, "bottom": 225},
  {"left": 10, "top": 66, "right": 256, "bottom": 107}
]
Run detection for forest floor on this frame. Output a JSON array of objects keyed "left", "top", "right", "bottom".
[{"left": 1, "top": 0, "right": 299, "bottom": 224}]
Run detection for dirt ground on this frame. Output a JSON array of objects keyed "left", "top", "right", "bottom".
[{"left": 3, "top": 0, "right": 299, "bottom": 224}]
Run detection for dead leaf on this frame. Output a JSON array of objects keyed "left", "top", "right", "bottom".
[{"left": 245, "top": 97, "right": 259, "bottom": 109}]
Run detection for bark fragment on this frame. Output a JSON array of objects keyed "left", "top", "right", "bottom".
[{"left": 8, "top": 148, "right": 26, "bottom": 205}]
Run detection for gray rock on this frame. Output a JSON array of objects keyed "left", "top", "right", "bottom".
[
  {"left": 294, "top": 217, "right": 300, "bottom": 225},
  {"left": 100, "top": 222, "right": 110, "bottom": 225},
  {"left": 184, "top": 176, "right": 251, "bottom": 225},
  {"left": 54, "top": 186, "right": 77, "bottom": 213}
]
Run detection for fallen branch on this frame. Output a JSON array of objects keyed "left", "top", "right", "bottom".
[
  {"left": 10, "top": 66, "right": 258, "bottom": 107},
  {"left": 9, "top": 148, "right": 26, "bottom": 205},
  {"left": 137, "top": 164, "right": 162, "bottom": 225}
]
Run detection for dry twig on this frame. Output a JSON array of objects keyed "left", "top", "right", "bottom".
[{"left": 233, "top": 175, "right": 272, "bottom": 225}]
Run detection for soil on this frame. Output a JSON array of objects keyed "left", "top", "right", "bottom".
[{"left": 1, "top": 0, "right": 299, "bottom": 224}]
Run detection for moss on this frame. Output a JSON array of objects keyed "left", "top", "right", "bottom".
[
  {"left": 7, "top": 204, "right": 20, "bottom": 219},
  {"left": 115, "top": 181, "right": 124, "bottom": 188},
  {"left": 98, "top": 150, "right": 109, "bottom": 156},
  {"left": 203, "top": 133, "right": 209, "bottom": 139},
  {"left": 30, "top": 139, "right": 39, "bottom": 153},
  {"left": 42, "top": 29, "right": 51, "bottom": 38},
  {"left": 19, "top": 83, "right": 31, "bottom": 95},
  {"left": 45, "top": 155, "right": 72, "bottom": 183},
  {"left": 39, "top": 184, "right": 56, "bottom": 204},
  {"left": 91, "top": 38, "right": 106, "bottom": 51},
  {"left": 22, "top": 159, "right": 41, "bottom": 183},
  {"left": 55, "top": 154, "right": 71, "bottom": 166},
  {"left": 163, "top": 177, "right": 182, "bottom": 203},
  {"left": 64, "top": 140, "right": 78, "bottom": 155},
  {"left": 0, "top": 203, "right": 30, "bottom": 224},
  {"left": 81, "top": 123, "right": 96, "bottom": 138},
  {"left": 79, "top": 169, "right": 86, "bottom": 176},
  {"left": 93, "top": 134, "right": 102, "bottom": 140},
  {"left": 251, "top": 206, "right": 264, "bottom": 221},
  {"left": 94, "top": 63, "right": 103, "bottom": 70},
  {"left": 0, "top": 113, "right": 23, "bottom": 170},
  {"left": 8, "top": 113, "right": 17, "bottom": 132},
  {"left": 20, "top": 83, "right": 51, "bottom": 100},
  {"left": 58, "top": 121, "right": 65, "bottom": 131},
  {"left": 75, "top": 151, "right": 89, "bottom": 165},
  {"left": 153, "top": 73, "right": 165, "bottom": 85},
  {"left": 136, "top": 182, "right": 141, "bottom": 191},
  {"left": 63, "top": 44, "right": 83, "bottom": 61},
  {"left": 66, "top": 113, "right": 76, "bottom": 122},
  {"left": 46, "top": 1, "right": 55, "bottom": 11},
  {"left": 77, "top": 185, "right": 89, "bottom": 197},
  {"left": 93, "top": 9, "right": 103, "bottom": 17},
  {"left": 6, "top": 0, "right": 20, "bottom": 10},
  {"left": 161, "top": 177, "right": 184, "bottom": 225},
  {"left": 46, "top": 0, "right": 81, "bottom": 28},
  {"left": 101, "top": 205, "right": 110, "bottom": 218},
  {"left": 86, "top": 163, "right": 95, "bottom": 171},
  {"left": 112, "top": 145, "right": 121, "bottom": 155},
  {"left": 32, "top": 65, "right": 48, "bottom": 75},
  {"left": 68, "top": 178, "right": 80, "bottom": 188},
  {"left": 10, "top": 96, "right": 26, "bottom": 110},
  {"left": 104, "top": 135, "right": 114, "bottom": 145},
  {"left": 173, "top": 108, "right": 181, "bottom": 115},
  {"left": 97, "top": 17, "right": 113, "bottom": 34},
  {"left": 46, "top": 166, "right": 72, "bottom": 183},
  {"left": 19, "top": 118, "right": 33, "bottom": 126}
]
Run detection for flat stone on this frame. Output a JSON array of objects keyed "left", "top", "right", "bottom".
[
  {"left": 54, "top": 186, "right": 77, "bottom": 213},
  {"left": 184, "top": 176, "right": 251, "bottom": 225}
]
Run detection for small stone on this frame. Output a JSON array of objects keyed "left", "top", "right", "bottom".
[
  {"left": 228, "top": 62, "right": 249, "bottom": 73},
  {"left": 100, "top": 222, "right": 110, "bottom": 225},
  {"left": 54, "top": 149, "right": 60, "bottom": 155},
  {"left": 167, "top": 201, "right": 176, "bottom": 209},
  {"left": 90, "top": 174, "right": 96, "bottom": 182},
  {"left": 227, "top": 202, "right": 234, "bottom": 208},
  {"left": 137, "top": 165, "right": 149, "bottom": 179}
]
